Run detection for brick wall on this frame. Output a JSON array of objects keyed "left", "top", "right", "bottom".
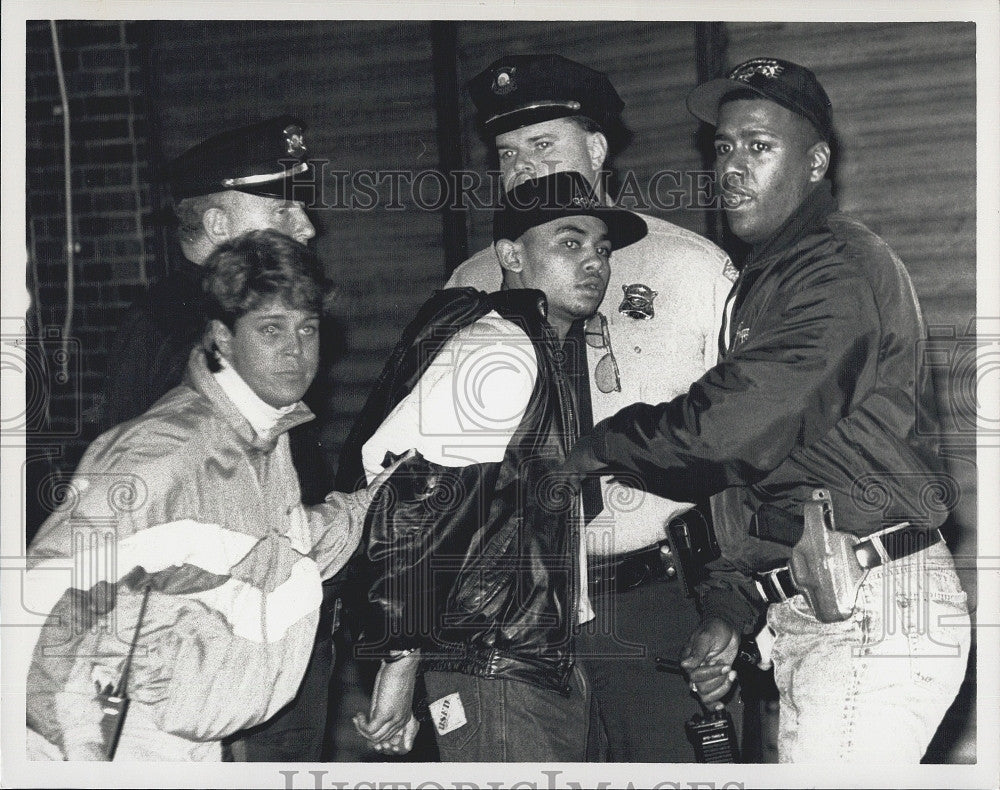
[{"left": 25, "top": 20, "right": 158, "bottom": 537}]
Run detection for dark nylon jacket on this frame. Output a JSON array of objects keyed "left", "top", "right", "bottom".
[
  {"left": 582, "top": 182, "right": 945, "bottom": 632},
  {"left": 348, "top": 288, "right": 581, "bottom": 694}
]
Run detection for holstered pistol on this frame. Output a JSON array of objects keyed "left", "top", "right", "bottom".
[{"left": 788, "top": 489, "right": 867, "bottom": 622}]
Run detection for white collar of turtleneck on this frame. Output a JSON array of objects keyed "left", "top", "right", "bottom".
[{"left": 212, "top": 356, "right": 297, "bottom": 438}]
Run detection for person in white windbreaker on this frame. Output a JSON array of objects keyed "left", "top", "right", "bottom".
[{"left": 25, "top": 229, "right": 399, "bottom": 761}]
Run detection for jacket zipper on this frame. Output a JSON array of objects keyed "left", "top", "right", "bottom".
[{"left": 549, "top": 326, "right": 580, "bottom": 682}]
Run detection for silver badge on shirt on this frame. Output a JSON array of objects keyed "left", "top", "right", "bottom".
[{"left": 618, "top": 283, "right": 658, "bottom": 320}]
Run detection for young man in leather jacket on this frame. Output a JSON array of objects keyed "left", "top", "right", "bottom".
[{"left": 351, "top": 171, "right": 647, "bottom": 761}]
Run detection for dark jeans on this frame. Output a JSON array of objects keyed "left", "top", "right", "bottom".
[
  {"left": 578, "top": 578, "right": 742, "bottom": 762},
  {"left": 422, "top": 666, "right": 591, "bottom": 762},
  {"left": 228, "top": 586, "right": 339, "bottom": 761}
]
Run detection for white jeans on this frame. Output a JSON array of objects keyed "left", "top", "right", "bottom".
[{"left": 768, "top": 541, "right": 970, "bottom": 763}]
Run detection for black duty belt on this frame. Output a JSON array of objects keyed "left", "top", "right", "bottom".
[
  {"left": 588, "top": 540, "right": 678, "bottom": 597},
  {"left": 754, "top": 525, "right": 943, "bottom": 604}
]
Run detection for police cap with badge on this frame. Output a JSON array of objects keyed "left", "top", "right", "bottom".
[
  {"left": 165, "top": 114, "right": 313, "bottom": 201},
  {"left": 468, "top": 53, "right": 628, "bottom": 147}
]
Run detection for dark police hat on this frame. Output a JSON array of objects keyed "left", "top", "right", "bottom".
[
  {"left": 469, "top": 54, "right": 625, "bottom": 139},
  {"left": 493, "top": 171, "right": 647, "bottom": 250},
  {"left": 686, "top": 57, "right": 833, "bottom": 142},
  {"left": 165, "top": 115, "right": 313, "bottom": 201}
]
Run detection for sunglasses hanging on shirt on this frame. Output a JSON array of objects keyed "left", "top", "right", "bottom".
[{"left": 585, "top": 312, "right": 621, "bottom": 394}]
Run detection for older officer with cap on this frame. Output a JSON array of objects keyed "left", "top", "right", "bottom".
[
  {"left": 563, "top": 57, "right": 971, "bottom": 763},
  {"left": 98, "top": 114, "right": 316, "bottom": 433},
  {"left": 96, "top": 116, "right": 337, "bottom": 763},
  {"left": 445, "top": 53, "right": 737, "bottom": 762}
]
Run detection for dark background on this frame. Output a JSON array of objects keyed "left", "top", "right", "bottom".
[{"left": 23, "top": 20, "right": 977, "bottom": 762}]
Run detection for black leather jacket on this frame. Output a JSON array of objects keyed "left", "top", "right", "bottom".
[
  {"left": 358, "top": 288, "right": 581, "bottom": 694},
  {"left": 575, "top": 182, "right": 945, "bottom": 631}
]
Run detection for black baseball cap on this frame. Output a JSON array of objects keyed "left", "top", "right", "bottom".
[
  {"left": 493, "top": 171, "right": 647, "bottom": 250},
  {"left": 165, "top": 115, "right": 314, "bottom": 200},
  {"left": 686, "top": 57, "right": 833, "bottom": 142},
  {"left": 469, "top": 54, "right": 625, "bottom": 138}
]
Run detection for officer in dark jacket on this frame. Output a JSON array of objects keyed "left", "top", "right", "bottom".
[
  {"left": 563, "top": 58, "right": 970, "bottom": 763},
  {"left": 97, "top": 116, "right": 339, "bottom": 762}
]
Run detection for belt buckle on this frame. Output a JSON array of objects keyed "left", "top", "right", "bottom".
[{"left": 755, "top": 566, "right": 789, "bottom": 603}]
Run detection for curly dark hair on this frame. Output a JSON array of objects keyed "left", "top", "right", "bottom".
[{"left": 201, "top": 229, "right": 333, "bottom": 330}]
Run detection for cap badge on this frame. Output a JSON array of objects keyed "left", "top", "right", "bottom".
[
  {"left": 730, "top": 58, "right": 784, "bottom": 82},
  {"left": 570, "top": 195, "right": 600, "bottom": 210},
  {"left": 283, "top": 124, "right": 307, "bottom": 157},
  {"left": 492, "top": 67, "right": 517, "bottom": 95},
  {"left": 619, "top": 283, "right": 658, "bottom": 320}
]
